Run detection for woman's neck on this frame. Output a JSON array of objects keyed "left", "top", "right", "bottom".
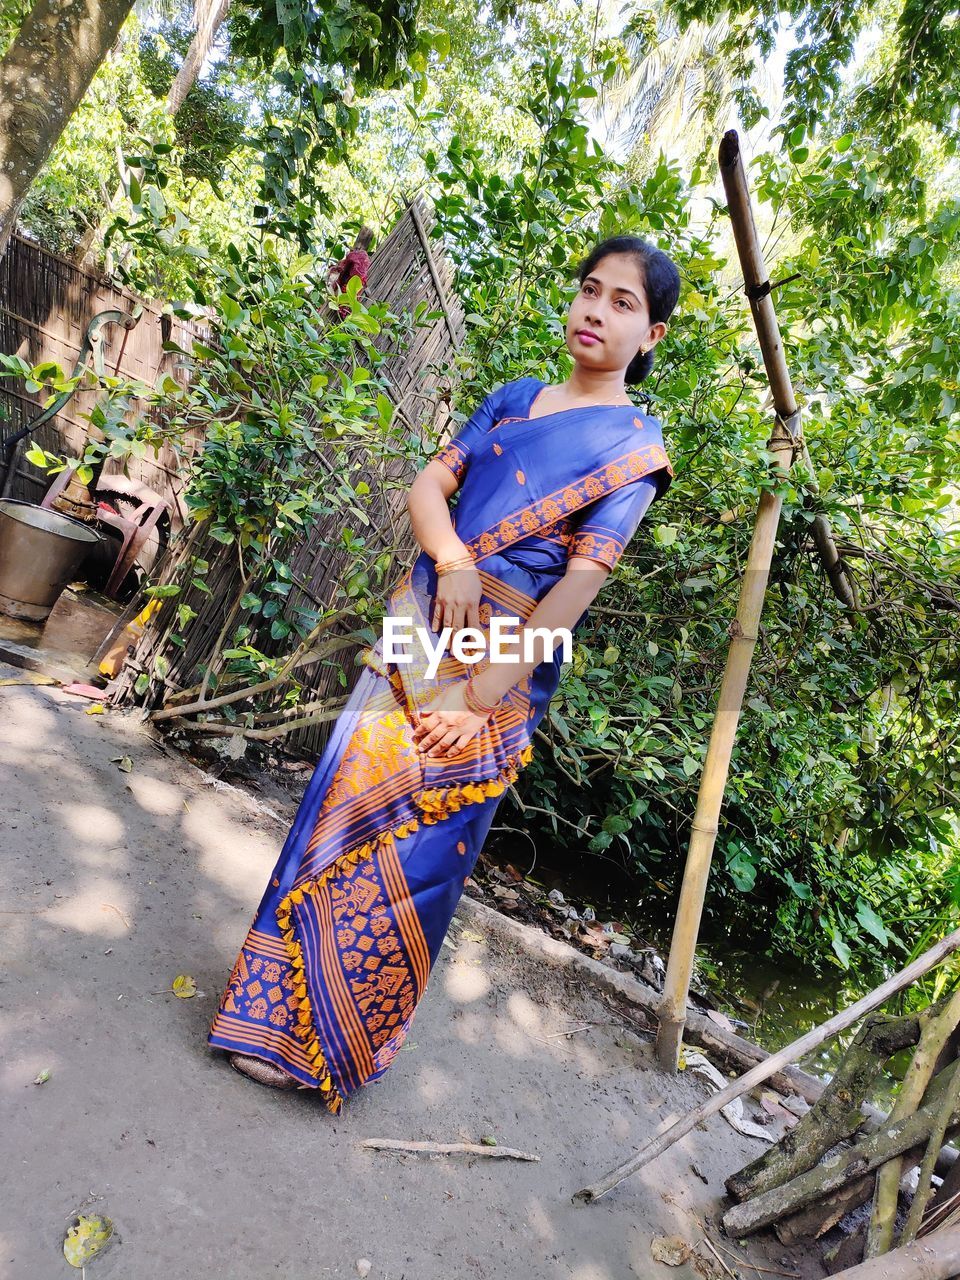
[{"left": 562, "top": 367, "right": 629, "bottom": 403}]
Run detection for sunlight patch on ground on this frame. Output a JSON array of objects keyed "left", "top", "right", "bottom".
[
  {"left": 185, "top": 797, "right": 275, "bottom": 893},
  {"left": 442, "top": 959, "right": 491, "bottom": 1003},
  {"left": 41, "top": 883, "right": 133, "bottom": 937},
  {"left": 505, "top": 989, "right": 544, "bottom": 1036},
  {"left": 414, "top": 1063, "right": 456, "bottom": 1103},
  {"left": 61, "top": 802, "right": 124, "bottom": 844},
  {"left": 124, "top": 773, "right": 187, "bottom": 816}
]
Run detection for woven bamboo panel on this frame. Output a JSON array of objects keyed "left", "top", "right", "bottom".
[
  {"left": 114, "top": 194, "right": 466, "bottom": 758},
  {"left": 0, "top": 233, "right": 208, "bottom": 523}
]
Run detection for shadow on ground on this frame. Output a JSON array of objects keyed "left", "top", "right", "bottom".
[{"left": 0, "top": 668, "right": 826, "bottom": 1280}]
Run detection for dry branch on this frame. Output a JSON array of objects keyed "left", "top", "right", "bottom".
[
  {"left": 721, "top": 1065, "right": 957, "bottom": 1237},
  {"left": 727, "top": 1011, "right": 922, "bottom": 1203},
  {"left": 360, "top": 1139, "right": 539, "bottom": 1161}
]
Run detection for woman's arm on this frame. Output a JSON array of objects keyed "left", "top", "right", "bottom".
[
  {"left": 470, "top": 557, "right": 609, "bottom": 704},
  {"left": 405, "top": 460, "right": 470, "bottom": 565},
  {"left": 406, "top": 461, "right": 483, "bottom": 633}
]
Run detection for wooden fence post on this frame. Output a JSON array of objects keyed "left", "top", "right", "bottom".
[{"left": 655, "top": 128, "right": 855, "bottom": 1070}]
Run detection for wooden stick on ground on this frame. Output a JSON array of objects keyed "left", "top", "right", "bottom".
[
  {"left": 573, "top": 927, "right": 960, "bottom": 1203},
  {"left": 361, "top": 1139, "right": 540, "bottom": 1162},
  {"left": 826, "top": 1225, "right": 960, "bottom": 1279}
]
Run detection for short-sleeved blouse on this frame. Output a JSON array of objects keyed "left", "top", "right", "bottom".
[{"left": 433, "top": 376, "right": 662, "bottom": 571}]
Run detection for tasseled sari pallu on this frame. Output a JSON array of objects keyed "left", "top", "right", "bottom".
[{"left": 208, "top": 375, "right": 674, "bottom": 1111}]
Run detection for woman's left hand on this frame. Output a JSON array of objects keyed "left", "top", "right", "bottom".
[{"left": 412, "top": 682, "right": 489, "bottom": 758}]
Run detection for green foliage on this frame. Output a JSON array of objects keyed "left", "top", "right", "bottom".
[
  {"left": 138, "top": 26, "right": 246, "bottom": 182},
  {"left": 424, "top": 38, "right": 960, "bottom": 983},
  {"left": 125, "top": 232, "right": 441, "bottom": 702},
  {"left": 0, "top": 354, "right": 168, "bottom": 485}
]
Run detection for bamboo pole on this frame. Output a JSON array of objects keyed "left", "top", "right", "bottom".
[
  {"left": 574, "top": 926, "right": 960, "bottom": 1204},
  {"left": 654, "top": 128, "right": 854, "bottom": 1070}
]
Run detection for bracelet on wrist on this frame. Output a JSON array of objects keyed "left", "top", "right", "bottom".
[
  {"left": 436, "top": 554, "right": 477, "bottom": 577},
  {"left": 464, "top": 674, "right": 502, "bottom": 716}
]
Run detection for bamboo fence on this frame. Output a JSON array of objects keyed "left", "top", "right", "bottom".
[
  {"left": 111, "top": 194, "right": 466, "bottom": 756},
  {"left": 0, "top": 232, "right": 208, "bottom": 523}
]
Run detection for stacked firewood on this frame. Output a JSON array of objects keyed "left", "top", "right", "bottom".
[{"left": 722, "top": 993, "right": 960, "bottom": 1277}]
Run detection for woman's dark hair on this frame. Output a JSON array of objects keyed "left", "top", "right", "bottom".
[{"left": 576, "top": 236, "right": 681, "bottom": 385}]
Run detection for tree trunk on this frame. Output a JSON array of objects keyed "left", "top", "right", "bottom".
[
  {"left": 166, "top": 0, "right": 230, "bottom": 114},
  {"left": 75, "top": 0, "right": 230, "bottom": 264},
  {"left": 0, "top": 0, "right": 136, "bottom": 257},
  {"left": 728, "top": 1011, "right": 922, "bottom": 1204}
]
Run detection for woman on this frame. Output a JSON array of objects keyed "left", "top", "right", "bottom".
[{"left": 208, "top": 234, "right": 681, "bottom": 1111}]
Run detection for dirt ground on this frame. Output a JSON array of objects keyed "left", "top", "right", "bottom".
[{"left": 0, "top": 667, "right": 828, "bottom": 1280}]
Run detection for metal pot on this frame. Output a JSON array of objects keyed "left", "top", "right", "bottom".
[{"left": 0, "top": 499, "right": 101, "bottom": 621}]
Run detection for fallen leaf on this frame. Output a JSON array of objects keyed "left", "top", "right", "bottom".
[
  {"left": 63, "top": 1214, "right": 114, "bottom": 1268},
  {"left": 85, "top": 703, "right": 105, "bottom": 715},
  {"left": 33, "top": 1067, "right": 51, "bottom": 1085},
  {"left": 0, "top": 673, "right": 57, "bottom": 686},
  {"left": 706, "top": 1009, "right": 735, "bottom": 1032},
  {"left": 460, "top": 929, "right": 484, "bottom": 944},
  {"left": 172, "top": 974, "right": 197, "bottom": 998},
  {"left": 758, "top": 1092, "right": 800, "bottom": 1128},
  {"left": 491, "top": 886, "right": 519, "bottom": 903},
  {"left": 114, "top": 755, "right": 134, "bottom": 773},
  {"left": 651, "top": 1235, "right": 690, "bottom": 1267}
]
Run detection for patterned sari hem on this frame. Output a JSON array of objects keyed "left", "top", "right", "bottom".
[{"left": 268, "top": 739, "right": 536, "bottom": 1114}]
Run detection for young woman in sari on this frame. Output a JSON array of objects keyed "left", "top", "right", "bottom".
[{"left": 209, "top": 234, "right": 681, "bottom": 1110}]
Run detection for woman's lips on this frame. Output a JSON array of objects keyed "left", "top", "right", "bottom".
[{"left": 576, "top": 331, "right": 601, "bottom": 345}]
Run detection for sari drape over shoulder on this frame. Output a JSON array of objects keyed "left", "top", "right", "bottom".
[{"left": 208, "top": 376, "right": 674, "bottom": 1111}]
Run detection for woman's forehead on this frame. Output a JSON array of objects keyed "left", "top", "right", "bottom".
[{"left": 582, "top": 253, "right": 644, "bottom": 295}]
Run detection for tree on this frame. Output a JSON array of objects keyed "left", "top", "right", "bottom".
[
  {"left": 75, "top": 0, "right": 232, "bottom": 266},
  {"left": 0, "top": 0, "right": 137, "bottom": 256}
]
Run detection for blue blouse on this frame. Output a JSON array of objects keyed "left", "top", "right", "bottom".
[{"left": 434, "top": 376, "right": 660, "bottom": 572}]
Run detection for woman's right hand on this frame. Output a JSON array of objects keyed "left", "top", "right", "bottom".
[{"left": 431, "top": 565, "right": 482, "bottom": 634}]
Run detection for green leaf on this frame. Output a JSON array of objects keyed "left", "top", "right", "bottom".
[
  {"left": 63, "top": 1215, "right": 113, "bottom": 1267},
  {"left": 830, "top": 934, "right": 852, "bottom": 969},
  {"left": 855, "top": 899, "right": 889, "bottom": 946},
  {"left": 726, "top": 849, "right": 757, "bottom": 893},
  {"left": 24, "top": 444, "right": 50, "bottom": 468}
]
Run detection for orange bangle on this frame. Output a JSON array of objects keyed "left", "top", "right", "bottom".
[
  {"left": 436, "top": 555, "right": 476, "bottom": 576},
  {"left": 464, "top": 675, "right": 501, "bottom": 716}
]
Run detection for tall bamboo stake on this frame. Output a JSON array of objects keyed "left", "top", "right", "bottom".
[{"left": 655, "top": 128, "right": 853, "bottom": 1069}]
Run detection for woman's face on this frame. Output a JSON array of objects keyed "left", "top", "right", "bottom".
[{"left": 565, "top": 252, "right": 666, "bottom": 376}]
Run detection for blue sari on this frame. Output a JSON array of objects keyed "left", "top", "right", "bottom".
[{"left": 209, "top": 375, "right": 674, "bottom": 1111}]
